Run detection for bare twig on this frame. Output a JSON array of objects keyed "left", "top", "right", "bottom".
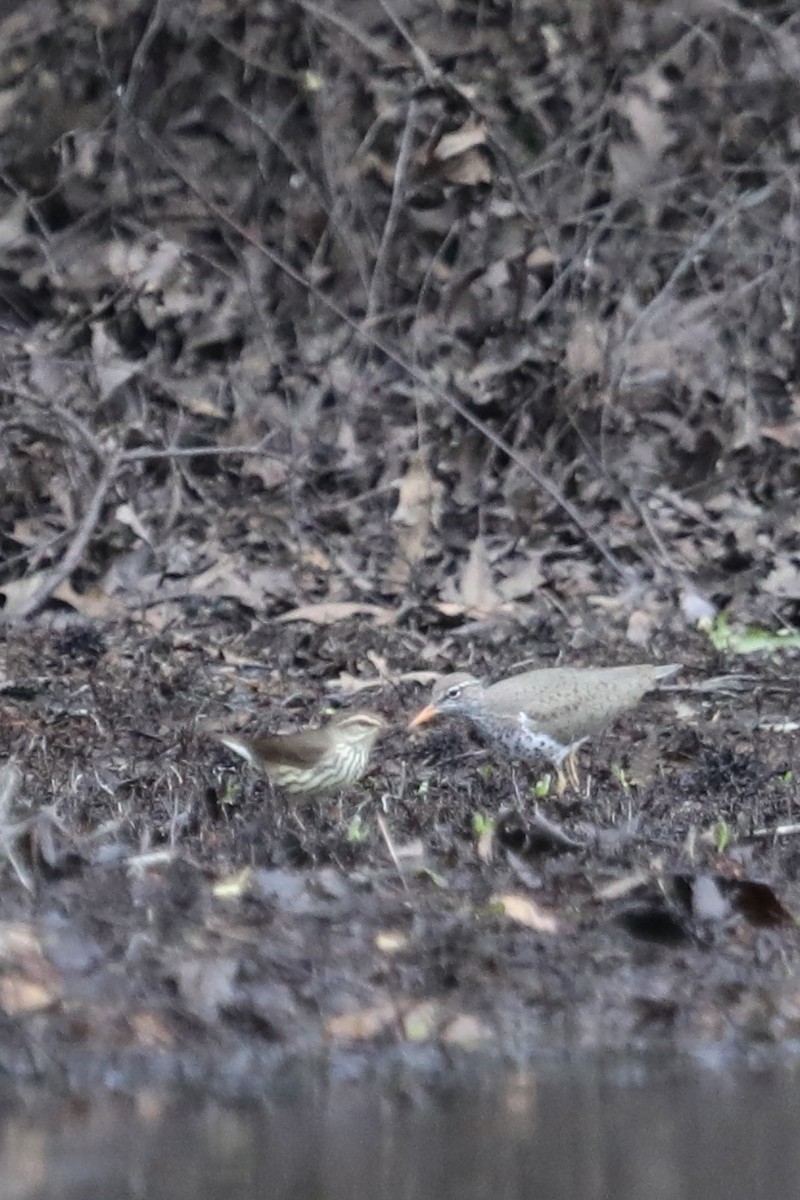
[
  {"left": 0, "top": 764, "right": 34, "bottom": 893},
  {"left": 297, "top": 0, "right": 406, "bottom": 67},
  {"left": 375, "top": 0, "right": 441, "bottom": 84},
  {"left": 748, "top": 822, "right": 800, "bottom": 842},
  {"left": 0, "top": 384, "right": 106, "bottom": 461},
  {"left": 1, "top": 451, "right": 122, "bottom": 621},
  {"left": 366, "top": 98, "right": 417, "bottom": 323},
  {"left": 376, "top": 813, "right": 409, "bottom": 891},
  {"left": 131, "top": 119, "right": 631, "bottom": 580},
  {"left": 119, "top": 0, "right": 169, "bottom": 110},
  {"left": 610, "top": 184, "right": 777, "bottom": 396},
  {"left": 121, "top": 435, "right": 278, "bottom": 464}
]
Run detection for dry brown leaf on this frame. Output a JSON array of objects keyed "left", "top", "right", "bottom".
[
  {"left": 623, "top": 89, "right": 674, "bottom": 158},
  {"left": 526, "top": 245, "right": 556, "bottom": 270},
  {"left": 115, "top": 502, "right": 152, "bottom": 545},
  {"left": 325, "top": 1002, "right": 398, "bottom": 1041},
  {"left": 0, "top": 193, "right": 28, "bottom": 247},
  {"left": 611, "top": 68, "right": 675, "bottom": 195},
  {"left": 565, "top": 317, "right": 605, "bottom": 380},
  {"left": 243, "top": 457, "right": 291, "bottom": 489},
  {"left": 129, "top": 1011, "right": 175, "bottom": 1049},
  {"left": 0, "top": 976, "right": 57, "bottom": 1014},
  {"left": 189, "top": 558, "right": 295, "bottom": 609},
  {"left": 278, "top": 602, "right": 396, "bottom": 626},
  {"left": 439, "top": 150, "right": 492, "bottom": 186},
  {"left": 760, "top": 396, "right": 800, "bottom": 449},
  {"left": 0, "top": 922, "right": 61, "bottom": 1012},
  {"left": 441, "top": 1013, "right": 493, "bottom": 1048},
  {"left": 328, "top": 667, "right": 439, "bottom": 694},
  {"left": 439, "top": 536, "right": 505, "bottom": 616},
  {"left": 0, "top": 922, "right": 45, "bottom": 958},
  {"left": 375, "top": 930, "right": 410, "bottom": 954},
  {"left": 91, "top": 323, "right": 140, "bottom": 400},
  {"left": 387, "top": 452, "right": 442, "bottom": 588},
  {"left": 218, "top": 648, "right": 270, "bottom": 670},
  {"left": 53, "top": 580, "right": 126, "bottom": 620},
  {"left": 626, "top": 609, "right": 654, "bottom": 646},
  {"left": 594, "top": 871, "right": 651, "bottom": 902},
  {"left": 212, "top": 867, "right": 253, "bottom": 899},
  {"left": 299, "top": 545, "right": 334, "bottom": 571},
  {"left": 175, "top": 957, "right": 238, "bottom": 1023},
  {"left": 493, "top": 893, "right": 562, "bottom": 934},
  {"left": 10, "top": 517, "right": 56, "bottom": 548},
  {"left": 476, "top": 822, "right": 494, "bottom": 864},
  {"left": 0, "top": 573, "right": 48, "bottom": 617},
  {"left": 106, "top": 235, "right": 183, "bottom": 292},
  {"left": 499, "top": 554, "right": 546, "bottom": 600},
  {"left": 434, "top": 118, "right": 487, "bottom": 161}
]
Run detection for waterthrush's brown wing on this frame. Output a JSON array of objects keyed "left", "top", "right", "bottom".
[
  {"left": 483, "top": 664, "right": 680, "bottom": 744},
  {"left": 220, "top": 712, "right": 385, "bottom": 787},
  {"left": 243, "top": 726, "right": 336, "bottom": 770}
]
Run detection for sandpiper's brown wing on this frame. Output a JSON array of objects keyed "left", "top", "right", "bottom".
[{"left": 484, "top": 664, "right": 680, "bottom": 744}]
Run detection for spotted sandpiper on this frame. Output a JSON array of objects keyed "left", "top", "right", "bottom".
[
  {"left": 219, "top": 710, "right": 387, "bottom": 798},
  {"left": 408, "top": 663, "right": 681, "bottom": 792}
]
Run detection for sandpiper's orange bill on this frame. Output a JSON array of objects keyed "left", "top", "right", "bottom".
[{"left": 407, "top": 704, "right": 439, "bottom": 729}]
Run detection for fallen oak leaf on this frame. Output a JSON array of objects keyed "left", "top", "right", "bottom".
[
  {"left": 386, "top": 451, "right": 442, "bottom": 588},
  {"left": 491, "top": 892, "right": 563, "bottom": 933},
  {"left": 326, "top": 667, "right": 440, "bottom": 694},
  {"left": 441, "top": 1013, "right": 493, "bottom": 1048},
  {"left": 433, "top": 118, "right": 488, "bottom": 161},
  {"left": 278, "top": 602, "right": 396, "bottom": 626},
  {"left": 325, "top": 1002, "right": 398, "bottom": 1041},
  {"left": 438, "top": 537, "right": 511, "bottom": 617}
]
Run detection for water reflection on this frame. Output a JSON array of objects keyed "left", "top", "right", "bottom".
[{"left": 2, "top": 1058, "right": 799, "bottom": 1200}]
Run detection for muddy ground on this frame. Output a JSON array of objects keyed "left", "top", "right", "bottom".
[{"left": 1, "top": 0, "right": 800, "bottom": 1093}]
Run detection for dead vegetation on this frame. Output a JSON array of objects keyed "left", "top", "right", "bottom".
[{"left": 1, "top": 0, "right": 800, "bottom": 1089}]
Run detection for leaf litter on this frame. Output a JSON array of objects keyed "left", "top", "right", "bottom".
[{"left": 0, "top": 0, "right": 799, "bottom": 1092}]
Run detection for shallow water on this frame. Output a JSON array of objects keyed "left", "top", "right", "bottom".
[{"left": 2, "top": 1056, "right": 800, "bottom": 1200}]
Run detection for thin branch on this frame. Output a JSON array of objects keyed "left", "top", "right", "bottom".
[
  {"left": 375, "top": 0, "right": 441, "bottom": 84},
  {"left": 367, "top": 98, "right": 417, "bottom": 323},
  {"left": 297, "top": 0, "right": 406, "bottom": 67},
  {"left": 121, "top": 435, "right": 278, "bottom": 464},
  {"left": 119, "top": 0, "right": 169, "bottom": 110},
  {"left": 610, "top": 184, "right": 777, "bottom": 395},
  {"left": 2, "top": 451, "right": 122, "bottom": 621},
  {"left": 0, "top": 384, "right": 106, "bottom": 461},
  {"left": 132, "top": 119, "right": 631, "bottom": 580},
  {"left": 748, "top": 822, "right": 800, "bottom": 841},
  {"left": 376, "top": 814, "right": 409, "bottom": 891}
]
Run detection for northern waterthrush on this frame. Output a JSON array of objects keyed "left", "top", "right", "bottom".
[
  {"left": 219, "top": 710, "right": 387, "bottom": 798},
  {"left": 408, "top": 663, "right": 681, "bottom": 791}
]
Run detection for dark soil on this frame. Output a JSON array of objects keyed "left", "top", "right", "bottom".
[{"left": 1, "top": 0, "right": 800, "bottom": 1094}]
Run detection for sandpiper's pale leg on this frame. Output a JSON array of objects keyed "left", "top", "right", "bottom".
[{"left": 554, "top": 738, "right": 588, "bottom": 794}]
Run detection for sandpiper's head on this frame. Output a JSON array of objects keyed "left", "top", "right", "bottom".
[{"left": 407, "top": 672, "right": 485, "bottom": 728}]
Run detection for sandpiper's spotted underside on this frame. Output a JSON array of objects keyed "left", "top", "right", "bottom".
[{"left": 409, "top": 663, "right": 681, "bottom": 790}]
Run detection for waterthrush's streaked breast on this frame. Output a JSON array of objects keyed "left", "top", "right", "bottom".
[
  {"left": 220, "top": 710, "right": 387, "bottom": 798},
  {"left": 408, "top": 662, "right": 681, "bottom": 791}
]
